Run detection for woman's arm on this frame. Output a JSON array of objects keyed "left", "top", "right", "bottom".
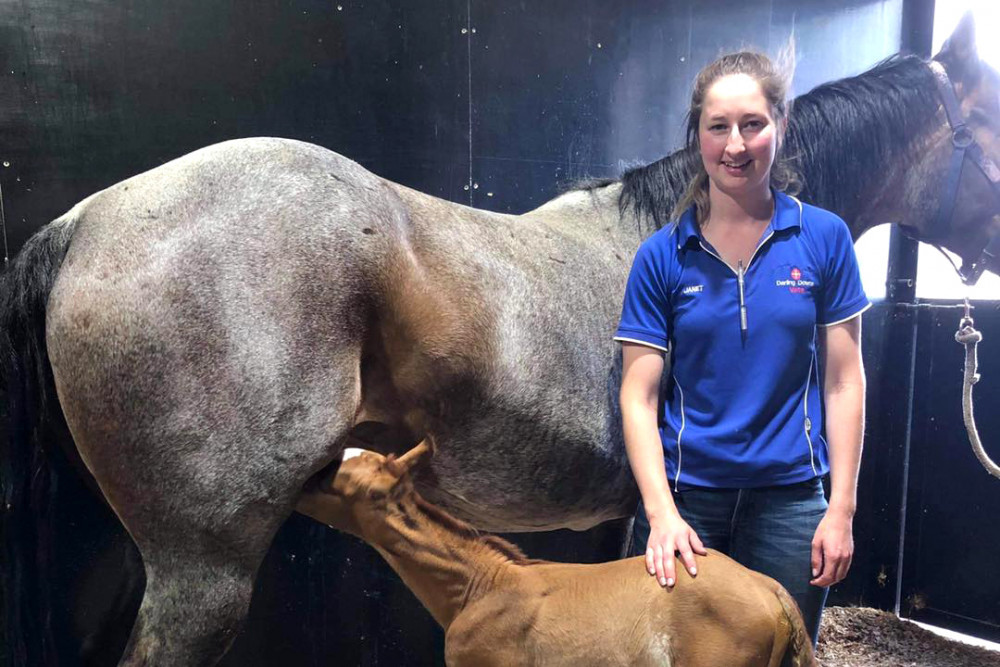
[
  {"left": 811, "top": 316, "right": 866, "bottom": 587},
  {"left": 621, "top": 343, "right": 705, "bottom": 587}
]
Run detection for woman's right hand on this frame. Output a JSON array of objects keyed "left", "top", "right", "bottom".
[
  {"left": 645, "top": 509, "right": 707, "bottom": 587},
  {"left": 619, "top": 344, "right": 706, "bottom": 587}
]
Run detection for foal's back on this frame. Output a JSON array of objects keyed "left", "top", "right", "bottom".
[{"left": 447, "top": 552, "right": 813, "bottom": 667}]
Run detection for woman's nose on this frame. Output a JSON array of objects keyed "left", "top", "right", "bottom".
[{"left": 726, "top": 126, "right": 745, "bottom": 152}]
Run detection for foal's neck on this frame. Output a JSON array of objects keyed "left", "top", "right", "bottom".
[{"left": 360, "top": 493, "right": 521, "bottom": 629}]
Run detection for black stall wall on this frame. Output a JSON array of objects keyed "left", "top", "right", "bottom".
[
  {"left": 1, "top": 1, "right": 905, "bottom": 252},
  {"left": 1, "top": 2, "right": 904, "bottom": 665}
]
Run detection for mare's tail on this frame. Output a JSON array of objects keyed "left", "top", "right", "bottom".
[
  {"left": 776, "top": 585, "right": 818, "bottom": 667},
  {"left": 1, "top": 214, "right": 79, "bottom": 666}
]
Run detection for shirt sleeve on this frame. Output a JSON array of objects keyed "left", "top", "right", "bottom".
[
  {"left": 614, "top": 239, "right": 672, "bottom": 351},
  {"left": 817, "top": 214, "right": 870, "bottom": 326}
]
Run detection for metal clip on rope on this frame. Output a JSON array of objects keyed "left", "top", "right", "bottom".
[{"left": 954, "top": 302, "right": 1000, "bottom": 479}]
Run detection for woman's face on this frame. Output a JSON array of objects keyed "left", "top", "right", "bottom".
[{"left": 698, "top": 73, "right": 780, "bottom": 201}]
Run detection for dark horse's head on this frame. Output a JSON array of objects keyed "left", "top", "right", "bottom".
[
  {"left": 900, "top": 13, "right": 1000, "bottom": 281},
  {"left": 785, "top": 12, "right": 1000, "bottom": 282}
]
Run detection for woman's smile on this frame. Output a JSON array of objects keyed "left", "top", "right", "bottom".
[{"left": 722, "top": 158, "right": 752, "bottom": 174}]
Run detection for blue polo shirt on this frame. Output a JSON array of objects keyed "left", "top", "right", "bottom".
[{"left": 614, "top": 191, "right": 870, "bottom": 489}]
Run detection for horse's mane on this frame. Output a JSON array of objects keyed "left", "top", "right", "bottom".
[
  {"left": 784, "top": 54, "right": 940, "bottom": 215},
  {"left": 575, "top": 54, "right": 941, "bottom": 230},
  {"left": 619, "top": 149, "right": 700, "bottom": 232}
]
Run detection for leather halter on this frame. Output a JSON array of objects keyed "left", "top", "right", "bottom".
[{"left": 916, "top": 60, "right": 1000, "bottom": 285}]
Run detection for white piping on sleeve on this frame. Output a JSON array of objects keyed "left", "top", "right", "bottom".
[
  {"left": 613, "top": 336, "right": 669, "bottom": 353},
  {"left": 817, "top": 302, "right": 873, "bottom": 327}
]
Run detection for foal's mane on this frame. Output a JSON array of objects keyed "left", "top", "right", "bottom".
[
  {"left": 382, "top": 454, "right": 539, "bottom": 565},
  {"left": 411, "top": 495, "right": 540, "bottom": 564},
  {"left": 580, "top": 54, "right": 941, "bottom": 230}
]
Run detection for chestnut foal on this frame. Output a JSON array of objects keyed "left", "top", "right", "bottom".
[{"left": 296, "top": 441, "right": 816, "bottom": 667}]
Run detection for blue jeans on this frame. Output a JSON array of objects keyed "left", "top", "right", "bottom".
[{"left": 630, "top": 477, "right": 829, "bottom": 646}]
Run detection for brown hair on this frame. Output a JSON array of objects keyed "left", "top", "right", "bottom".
[{"left": 672, "top": 49, "right": 801, "bottom": 223}]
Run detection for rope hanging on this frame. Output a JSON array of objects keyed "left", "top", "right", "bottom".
[{"left": 954, "top": 304, "right": 1000, "bottom": 479}]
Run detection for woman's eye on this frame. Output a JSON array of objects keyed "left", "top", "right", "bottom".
[
  {"left": 744, "top": 120, "right": 763, "bottom": 130},
  {"left": 710, "top": 124, "right": 727, "bottom": 132}
]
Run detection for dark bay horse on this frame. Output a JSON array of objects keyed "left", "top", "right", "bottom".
[{"left": 2, "top": 17, "right": 999, "bottom": 667}]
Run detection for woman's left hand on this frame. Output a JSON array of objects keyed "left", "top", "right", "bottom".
[{"left": 809, "top": 507, "right": 854, "bottom": 587}]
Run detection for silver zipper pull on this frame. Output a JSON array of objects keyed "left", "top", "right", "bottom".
[{"left": 737, "top": 260, "right": 748, "bottom": 337}]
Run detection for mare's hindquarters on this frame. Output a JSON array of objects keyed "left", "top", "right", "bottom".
[{"left": 45, "top": 138, "right": 394, "bottom": 665}]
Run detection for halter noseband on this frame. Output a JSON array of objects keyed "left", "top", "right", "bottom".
[{"left": 917, "top": 60, "right": 1000, "bottom": 285}]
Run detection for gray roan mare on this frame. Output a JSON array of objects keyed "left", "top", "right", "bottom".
[{"left": 2, "top": 17, "right": 999, "bottom": 667}]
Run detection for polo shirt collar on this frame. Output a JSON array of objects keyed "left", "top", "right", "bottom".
[
  {"left": 675, "top": 189, "right": 803, "bottom": 249},
  {"left": 675, "top": 206, "right": 701, "bottom": 249}
]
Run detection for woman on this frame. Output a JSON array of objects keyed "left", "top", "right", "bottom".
[{"left": 614, "top": 51, "right": 868, "bottom": 645}]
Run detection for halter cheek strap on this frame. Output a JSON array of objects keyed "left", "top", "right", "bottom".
[{"left": 926, "top": 60, "right": 1000, "bottom": 285}]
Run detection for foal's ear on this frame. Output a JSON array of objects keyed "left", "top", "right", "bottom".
[
  {"left": 935, "top": 11, "right": 981, "bottom": 88},
  {"left": 393, "top": 439, "right": 434, "bottom": 477}
]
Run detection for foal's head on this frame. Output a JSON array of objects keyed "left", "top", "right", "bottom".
[{"left": 296, "top": 440, "right": 433, "bottom": 536}]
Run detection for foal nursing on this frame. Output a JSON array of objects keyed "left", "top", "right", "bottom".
[{"left": 296, "top": 441, "right": 816, "bottom": 667}]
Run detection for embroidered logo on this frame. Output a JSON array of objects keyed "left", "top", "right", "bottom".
[
  {"left": 682, "top": 284, "right": 704, "bottom": 295},
  {"left": 775, "top": 267, "right": 815, "bottom": 294}
]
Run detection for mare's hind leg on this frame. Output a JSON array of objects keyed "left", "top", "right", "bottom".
[
  {"left": 108, "top": 415, "right": 357, "bottom": 667},
  {"left": 53, "top": 345, "right": 361, "bottom": 666},
  {"left": 124, "top": 553, "right": 257, "bottom": 665}
]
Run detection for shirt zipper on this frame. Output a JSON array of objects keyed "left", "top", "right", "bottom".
[
  {"left": 737, "top": 260, "right": 748, "bottom": 339},
  {"left": 698, "top": 229, "right": 774, "bottom": 338}
]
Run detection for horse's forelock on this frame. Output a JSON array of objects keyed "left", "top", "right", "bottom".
[{"left": 333, "top": 447, "right": 396, "bottom": 495}]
